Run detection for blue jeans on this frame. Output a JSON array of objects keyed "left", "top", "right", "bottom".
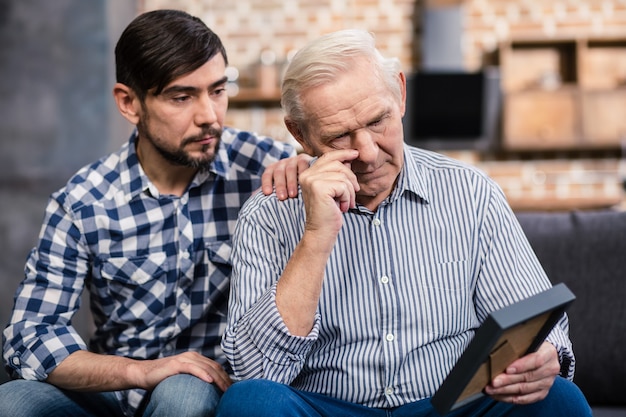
[
  {"left": 0, "top": 374, "right": 222, "bottom": 417},
  {"left": 216, "top": 376, "right": 592, "bottom": 417}
]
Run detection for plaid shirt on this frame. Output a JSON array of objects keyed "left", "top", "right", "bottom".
[{"left": 2, "top": 127, "right": 295, "bottom": 416}]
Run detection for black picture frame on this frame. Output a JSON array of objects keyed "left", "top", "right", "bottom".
[{"left": 431, "top": 283, "right": 576, "bottom": 415}]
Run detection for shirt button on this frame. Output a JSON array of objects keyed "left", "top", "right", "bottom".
[
  {"left": 372, "top": 218, "right": 381, "bottom": 226},
  {"left": 385, "top": 387, "right": 394, "bottom": 395},
  {"left": 386, "top": 333, "right": 395, "bottom": 342},
  {"left": 380, "top": 275, "right": 389, "bottom": 284},
  {"left": 11, "top": 357, "right": 19, "bottom": 366}
]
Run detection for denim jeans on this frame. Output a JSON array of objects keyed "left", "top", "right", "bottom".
[
  {"left": 215, "top": 376, "right": 592, "bottom": 417},
  {"left": 0, "top": 374, "right": 221, "bottom": 417}
]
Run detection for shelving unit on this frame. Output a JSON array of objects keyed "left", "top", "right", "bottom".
[
  {"left": 228, "top": 87, "right": 281, "bottom": 108},
  {"left": 500, "top": 37, "right": 626, "bottom": 151}
]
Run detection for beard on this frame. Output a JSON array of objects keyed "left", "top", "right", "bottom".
[{"left": 137, "top": 118, "right": 222, "bottom": 173}]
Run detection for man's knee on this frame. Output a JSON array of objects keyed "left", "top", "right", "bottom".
[
  {"left": 217, "top": 379, "right": 296, "bottom": 417},
  {"left": 144, "top": 374, "right": 221, "bottom": 417},
  {"left": 0, "top": 379, "right": 100, "bottom": 417},
  {"left": 504, "top": 377, "right": 592, "bottom": 417},
  {"left": 545, "top": 377, "right": 592, "bottom": 415},
  {"left": 0, "top": 380, "right": 56, "bottom": 416}
]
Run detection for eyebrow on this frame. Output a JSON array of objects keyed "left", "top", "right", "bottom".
[
  {"left": 161, "top": 75, "right": 228, "bottom": 96},
  {"left": 321, "top": 109, "right": 389, "bottom": 141}
]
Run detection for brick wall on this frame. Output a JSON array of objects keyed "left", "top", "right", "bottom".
[
  {"left": 139, "top": 0, "right": 419, "bottom": 146},
  {"left": 462, "top": 0, "right": 626, "bottom": 210},
  {"left": 138, "top": 0, "right": 625, "bottom": 210},
  {"left": 140, "top": 0, "right": 417, "bottom": 70},
  {"left": 464, "top": 0, "right": 626, "bottom": 70}
]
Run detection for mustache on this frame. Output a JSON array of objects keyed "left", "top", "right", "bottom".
[{"left": 181, "top": 126, "right": 222, "bottom": 146}]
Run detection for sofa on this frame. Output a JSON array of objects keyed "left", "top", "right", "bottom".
[
  {"left": 2, "top": 208, "right": 623, "bottom": 414},
  {"left": 515, "top": 209, "right": 626, "bottom": 417}
]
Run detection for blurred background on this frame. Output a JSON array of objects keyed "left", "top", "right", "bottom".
[{"left": 1, "top": 0, "right": 625, "bottom": 384}]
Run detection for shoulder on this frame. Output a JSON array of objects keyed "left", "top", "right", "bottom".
[
  {"left": 406, "top": 145, "right": 498, "bottom": 189},
  {"left": 220, "top": 127, "right": 296, "bottom": 175},
  {"left": 54, "top": 143, "right": 128, "bottom": 210},
  {"left": 239, "top": 186, "right": 305, "bottom": 225},
  {"left": 402, "top": 145, "right": 508, "bottom": 217}
]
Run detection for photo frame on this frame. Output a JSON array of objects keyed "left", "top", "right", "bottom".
[{"left": 430, "top": 283, "right": 576, "bottom": 415}]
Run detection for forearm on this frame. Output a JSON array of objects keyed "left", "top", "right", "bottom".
[
  {"left": 275, "top": 229, "right": 335, "bottom": 336},
  {"left": 223, "top": 225, "right": 331, "bottom": 381},
  {"left": 46, "top": 350, "right": 143, "bottom": 391}
]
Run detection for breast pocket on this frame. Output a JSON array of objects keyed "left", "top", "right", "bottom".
[
  {"left": 205, "top": 241, "right": 231, "bottom": 266},
  {"left": 200, "top": 241, "right": 232, "bottom": 310},
  {"left": 422, "top": 259, "right": 474, "bottom": 338},
  {"left": 95, "top": 252, "right": 170, "bottom": 320},
  {"left": 101, "top": 252, "right": 168, "bottom": 284}
]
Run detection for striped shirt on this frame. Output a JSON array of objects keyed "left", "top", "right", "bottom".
[
  {"left": 3, "top": 127, "right": 294, "bottom": 416},
  {"left": 222, "top": 144, "right": 574, "bottom": 408}
]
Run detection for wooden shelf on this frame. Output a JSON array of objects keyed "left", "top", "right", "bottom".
[
  {"left": 228, "top": 87, "right": 281, "bottom": 107},
  {"left": 500, "top": 36, "right": 626, "bottom": 151}
]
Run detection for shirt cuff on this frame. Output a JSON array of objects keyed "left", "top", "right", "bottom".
[{"left": 243, "top": 284, "right": 319, "bottom": 366}]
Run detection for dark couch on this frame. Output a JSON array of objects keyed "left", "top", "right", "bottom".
[
  {"left": 2, "top": 209, "right": 623, "bottom": 414},
  {"left": 516, "top": 209, "right": 626, "bottom": 417}
]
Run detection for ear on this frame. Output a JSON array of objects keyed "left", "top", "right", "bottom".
[
  {"left": 285, "top": 118, "right": 314, "bottom": 155},
  {"left": 113, "top": 83, "right": 141, "bottom": 125},
  {"left": 398, "top": 71, "right": 407, "bottom": 117}
]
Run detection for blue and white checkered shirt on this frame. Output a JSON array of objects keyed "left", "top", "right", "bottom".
[
  {"left": 223, "top": 145, "right": 574, "bottom": 408},
  {"left": 3, "top": 127, "right": 295, "bottom": 416}
]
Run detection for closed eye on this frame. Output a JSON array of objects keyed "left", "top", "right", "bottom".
[
  {"left": 212, "top": 86, "right": 227, "bottom": 97},
  {"left": 172, "top": 95, "right": 192, "bottom": 103}
]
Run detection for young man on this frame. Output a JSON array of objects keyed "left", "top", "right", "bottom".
[
  {"left": 218, "top": 29, "right": 592, "bottom": 417},
  {"left": 1, "top": 9, "right": 298, "bottom": 417}
]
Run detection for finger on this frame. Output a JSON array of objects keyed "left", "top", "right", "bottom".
[
  {"left": 203, "top": 364, "right": 233, "bottom": 392},
  {"left": 487, "top": 375, "right": 553, "bottom": 405},
  {"left": 175, "top": 356, "right": 233, "bottom": 392},
  {"left": 336, "top": 179, "right": 356, "bottom": 212},
  {"left": 487, "top": 371, "right": 555, "bottom": 398},
  {"left": 273, "top": 166, "right": 289, "bottom": 201},
  {"left": 489, "top": 388, "right": 549, "bottom": 405},
  {"left": 316, "top": 152, "right": 360, "bottom": 193},
  {"left": 261, "top": 165, "right": 277, "bottom": 196},
  {"left": 262, "top": 160, "right": 290, "bottom": 200},
  {"left": 285, "top": 156, "right": 303, "bottom": 198},
  {"left": 304, "top": 159, "right": 359, "bottom": 192},
  {"left": 314, "top": 149, "right": 359, "bottom": 168}
]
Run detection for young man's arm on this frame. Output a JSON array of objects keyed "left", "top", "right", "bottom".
[{"left": 47, "top": 350, "right": 231, "bottom": 392}]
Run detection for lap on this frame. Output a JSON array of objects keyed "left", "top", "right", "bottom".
[
  {"left": 0, "top": 374, "right": 224, "bottom": 417},
  {"left": 216, "top": 377, "right": 591, "bottom": 417},
  {"left": 0, "top": 379, "right": 124, "bottom": 417}
]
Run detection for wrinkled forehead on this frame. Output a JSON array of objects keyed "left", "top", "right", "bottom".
[{"left": 300, "top": 67, "right": 397, "bottom": 137}]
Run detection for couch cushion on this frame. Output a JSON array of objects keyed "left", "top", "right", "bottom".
[{"left": 516, "top": 210, "right": 626, "bottom": 406}]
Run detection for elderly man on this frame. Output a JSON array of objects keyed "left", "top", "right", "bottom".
[{"left": 218, "top": 29, "right": 591, "bottom": 417}]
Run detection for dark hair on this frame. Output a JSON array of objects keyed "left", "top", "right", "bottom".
[{"left": 115, "top": 9, "right": 228, "bottom": 100}]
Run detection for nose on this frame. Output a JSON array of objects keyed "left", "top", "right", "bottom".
[
  {"left": 352, "top": 130, "right": 378, "bottom": 164},
  {"left": 195, "top": 94, "right": 218, "bottom": 126}
]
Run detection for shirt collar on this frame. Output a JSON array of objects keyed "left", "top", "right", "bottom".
[{"left": 386, "top": 144, "right": 430, "bottom": 205}]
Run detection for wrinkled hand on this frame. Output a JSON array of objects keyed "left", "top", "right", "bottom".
[
  {"left": 299, "top": 149, "right": 360, "bottom": 238},
  {"left": 131, "top": 351, "right": 232, "bottom": 392},
  {"left": 484, "top": 342, "right": 560, "bottom": 405},
  {"left": 261, "top": 153, "right": 314, "bottom": 200}
]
